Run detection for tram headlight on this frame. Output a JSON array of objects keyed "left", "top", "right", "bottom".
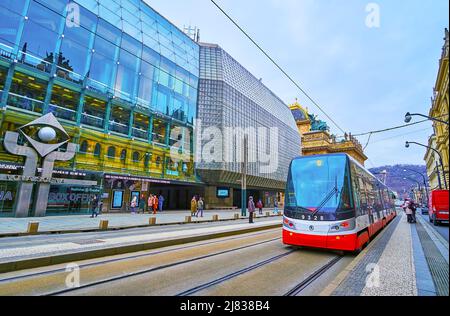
[{"left": 329, "top": 219, "right": 356, "bottom": 232}]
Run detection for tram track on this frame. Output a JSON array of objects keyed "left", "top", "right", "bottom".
[
  {"left": 284, "top": 255, "right": 344, "bottom": 296},
  {"left": 0, "top": 229, "right": 279, "bottom": 284},
  {"left": 176, "top": 250, "right": 296, "bottom": 296},
  {"left": 39, "top": 235, "right": 282, "bottom": 296}
]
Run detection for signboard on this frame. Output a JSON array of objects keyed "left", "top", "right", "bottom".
[
  {"left": 112, "top": 190, "right": 124, "bottom": 209},
  {"left": 217, "top": 187, "right": 230, "bottom": 198},
  {"left": 130, "top": 191, "right": 140, "bottom": 203}
]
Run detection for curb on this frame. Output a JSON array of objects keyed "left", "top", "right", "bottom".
[
  {"left": 0, "top": 214, "right": 283, "bottom": 238},
  {"left": 0, "top": 223, "right": 282, "bottom": 274},
  {"left": 319, "top": 213, "right": 400, "bottom": 296}
]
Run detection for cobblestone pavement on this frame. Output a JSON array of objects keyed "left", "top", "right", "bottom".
[
  {"left": 332, "top": 212, "right": 449, "bottom": 296},
  {"left": 0, "top": 208, "right": 278, "bottom": 235},
  {"left": 361, "top": 213, "right": 416, "bottom": 296}
]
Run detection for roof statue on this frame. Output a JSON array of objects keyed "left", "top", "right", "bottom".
[{"left": 308, "top": 113, "right": 330, "bottom": 132}]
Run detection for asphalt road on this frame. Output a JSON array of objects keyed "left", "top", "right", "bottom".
[
  {"left": 0, "top": 228, "right": 352, "bottom": 296},
  {"left": 418, "top": 212, "right": 449, "bottom": 242}
]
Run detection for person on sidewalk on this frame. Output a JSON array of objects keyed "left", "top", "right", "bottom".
[
  {"left": 139, "top": 194, "right": 145, "bottom": 214},
  {"left": 196, "top": 197, "right": 204, "bottom": 217},
  {"left": 402, "top": 198, "right": 415, "bottom": 223},
  {"left": 153, "top": 195, "right": 159, "bottom": 214},
  {"left": 248, "top": 196, "right": 256, "bottom": 224},
  {"left": 148, "top": 194, "right": 153, "bottom": 213},
  {"left": 273, "top": 199, "right": 279, "bottom": 215},
  {"left": 256, "top": 199, "right": 263, "bottom": 215},
  {"left": 90, "top": 195, "right": 99, "bottom": 218},
  {"left": 158, "top": 194, "right": 164, "bottom": 212},
  {"left": 191, "top": 196, "right": 197, "bottom": 217},
  {"left": 130, "top": 196, "right": 138, "bottom": 215}
]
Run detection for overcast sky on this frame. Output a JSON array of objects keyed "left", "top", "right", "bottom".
[{"left": 146, "top": 0, "right": 449, "bottom": 167}]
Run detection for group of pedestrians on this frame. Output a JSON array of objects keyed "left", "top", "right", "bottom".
[
  {"left": 247, "top": 196, "right": 279, "bottom": 224},
  {"left": 190, "top": 195, "right": 205, "bottom": 217},
  {"left": 129, "top": 194, "right": 164, "bottom": 215},
  {"left": 402, "top": 198, "right": 417, "bottom": 224}
]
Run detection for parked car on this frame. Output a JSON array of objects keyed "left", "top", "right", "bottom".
[{"left": 428, "top": 190, "right": 449, "bottom": 226}]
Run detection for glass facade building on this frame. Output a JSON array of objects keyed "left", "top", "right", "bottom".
[
  {"left": 0, "top": 0, "right": 202, "bottom": 216},
  {"left": 197, "top": 43, "right": 301, "bottom": 209}
]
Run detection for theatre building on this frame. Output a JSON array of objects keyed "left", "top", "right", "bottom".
[{"left": 0, "top": 0, "right": 202, "bottom": 216}]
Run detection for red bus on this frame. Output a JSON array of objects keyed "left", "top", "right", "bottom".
[{"left": 428, "top": 190, "right": 449, "bottom": 226}]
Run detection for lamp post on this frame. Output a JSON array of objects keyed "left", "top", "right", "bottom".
[
  {"left": 403, "top": 168, "right": 429, "bottom": 207},
  {"left": 404, "top": 112, "right": 449, "bottom": 125},
  {"left": 403, "top": 177, "right": 422, "bottom": 204},
  {"left": 405, "top": 141, "right": 447, "bottom": 189}
]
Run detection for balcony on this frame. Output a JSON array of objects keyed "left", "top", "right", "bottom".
[
  {"left": 81, "top": 113, "right": 104, "bottom": 129},
  {"left": 48, "top": 104, "right": 77, "bottom": 122},
  {"left": 7, "top": 93, "right": 44, "bottom": 113},
  {"left": 109, "top": 121, "right": 129, "bottom": 135},
  {"left": 132, "top": 127, "right": 148, "bottom": 140}
]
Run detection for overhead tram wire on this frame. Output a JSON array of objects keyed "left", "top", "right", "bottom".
[
  {"left": 342, "top": 113, "right": 449, "bottom": 138},
  {"left": 209, "top": 0, "right": 347, "bottom": 135}
]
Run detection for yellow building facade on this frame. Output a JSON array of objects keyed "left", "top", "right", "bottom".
[
  {"left": 425, "top": 28, "right": 449, "bottom": 189},
  {"left": 290, "top": 101, "right": 368, "bottom": 166}
]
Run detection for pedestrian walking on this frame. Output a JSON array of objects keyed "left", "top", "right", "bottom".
[
  {"left": 196, "top": 197, "right": 204, "bottom": 217},
  {"left": 191, "top": 196, "right": 197, "bottom": 217},
  {"left": 256, "top": 199, "right": 263, "bottom": 215},
  {"left": 153, "top": 194, "right": 159, "bottom": 214},
  {"left": 248, "top": 196, "right": 256, "bottom": 224},
  {"left": 273, "top": 199, "right": 279, "bottom": 215},
  {"left": 402, "top": 199, "right": 415, "bottom": 223},
  {"left": 158, "top": 194, "right": 164, "bottom": 212},
  {"left": 148, "top": 194, "right": 153, "bottom": 213},
  {"left": 90, "top": 195, "right": 99, "bottom": 218},
  {"left": 139, "top": 194, "right": 145, "bottom": 214},
  {"left": 130, "top": 196, "right": 138, "bottom": 214}
]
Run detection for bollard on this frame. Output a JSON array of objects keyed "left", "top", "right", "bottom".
[
  {"left": 27, "top": 222, "right": 39, "bottom": 234},
  {"left": 234, "top": 213, "right": 240, "bottom": 220},
  {"left": 149, "top": 217, "right": 156, "bottom": 225},
  {"left": 266, "top": 212, "right": 270, "bottom": 217},
  {"left": 212, "top": 214, "right": 219, "bottom": 221},
  {"left": 99, "top": 220, "right": 109, "bottom": 230},
  {"left": 185, "top": 216, "right": 192, "bottom": 223}
]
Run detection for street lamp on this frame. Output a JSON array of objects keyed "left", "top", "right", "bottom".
[
  {"left": 403, "top": 168, "right": 429, "bottom": 207},
  {"left": 405, "top": 141, "right": 447, "bottom": 189},
  {"left": 403, "top": 177, "right": 422, "bottom": 204},
  {"left": 404, "top": 112, "right": 449, "bottom": 125}
]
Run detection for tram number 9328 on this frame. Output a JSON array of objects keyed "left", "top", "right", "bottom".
[{"left": 300, "top": 215, "right": 325, "bottom": 221}]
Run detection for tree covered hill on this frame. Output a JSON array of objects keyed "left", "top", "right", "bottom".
[{"left": 369, "top": 165, "right": 427, "bottom": 195}]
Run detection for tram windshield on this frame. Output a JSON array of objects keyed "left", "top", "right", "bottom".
[{"left": 285, "top": 155, "right": 353, "bottom": 218}]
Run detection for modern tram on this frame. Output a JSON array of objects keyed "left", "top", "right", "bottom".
[{"left": 282, "top": 153, "right": 397, "bottom": 252}]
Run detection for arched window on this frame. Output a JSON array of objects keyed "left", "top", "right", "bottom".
[
  {"left": 94, "top": 143, "right": 101, "bottom": 157},
  {"left": 107, "top": 146, "right": 116, "bottom": 158},
  {"left": 132, "top": 151, "right": 140, "bottom": 162},
  {"left": 144, "top": 153, "right": 151, "bottom": 168},
  {"left": 155, "top": 156, "right": 161, "bottom": 167},
  {"left": 79, "top": 140, "right": 88, "bottom": 153},
  {"left": 120, "top": 149, "right": 127, "bottom": 162}
]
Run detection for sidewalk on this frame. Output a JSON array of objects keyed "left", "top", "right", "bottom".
[
  {"left": 0, "top": 208, "right": 280, "bottom": 236},
  {"left": 0, "top": 218, "right": 281, "bottom": 274},
  {"left": 322, "top": 212, "right": 449, "bottom": 296}
]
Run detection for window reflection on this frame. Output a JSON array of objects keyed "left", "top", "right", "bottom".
[
  {"left": 82, "top": 95, "right": 106, "bottom": 128},
  {"left": 8, "top": 71, "right": 47, "bottom": 113},
  {"left": 49, "top": 84, "right": 80, "bottom": 121},
  {"left": 132, "top": 113, "right": 149, "bottom": 139},
  {"left": 152, "top": 118, "right": 167, "bottom": 144},
  {"left": 110, "top": 106, "right": 130, "bottom": 135}
]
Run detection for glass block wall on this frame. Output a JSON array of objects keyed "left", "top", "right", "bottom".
[{"left": 197, "top": 43, "right": 301, "bottom": 186}]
